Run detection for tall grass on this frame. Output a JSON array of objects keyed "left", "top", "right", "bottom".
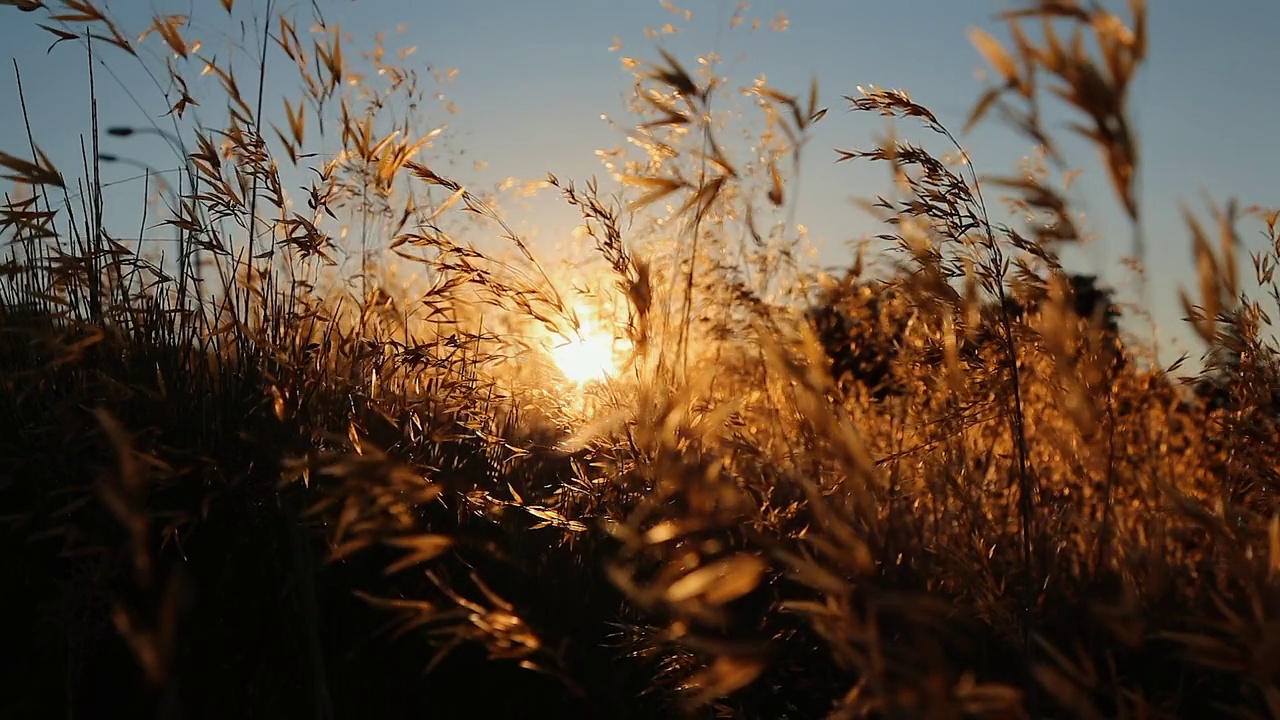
[{"left": 2, "top": 1, "right": 1279, "bottom": 718}]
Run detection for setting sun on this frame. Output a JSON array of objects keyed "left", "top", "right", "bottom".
[{"left": 550, "top": 321, "right": 623, "bottom": 385}]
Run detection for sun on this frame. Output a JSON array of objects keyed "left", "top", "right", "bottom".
[{"left": 550, "top": 321, "right": 623, "bottom": 385}]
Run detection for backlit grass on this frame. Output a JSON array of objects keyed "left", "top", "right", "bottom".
[{"left": 2, "top": 1, "right": 1278, "bottom": 718}]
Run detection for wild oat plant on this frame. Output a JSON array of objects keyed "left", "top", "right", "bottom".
[{"left": 1, "top": 1, "right": 1278, "bottom": 718}]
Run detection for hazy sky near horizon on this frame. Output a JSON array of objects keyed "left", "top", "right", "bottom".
[{"left": 2, "top": 0, "right": 1278, "bottom": 364}]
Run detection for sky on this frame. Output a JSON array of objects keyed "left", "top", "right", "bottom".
[{"left": 2, "top": 0, "right": 1278, "bottom": 366}]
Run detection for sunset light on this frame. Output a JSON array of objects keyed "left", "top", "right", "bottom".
[
  {"left": 6, "top": 0, "right": 1280, "bottom": 716},
  {"left": 550, "top": 320, "right": 624, "bottom": 385}
]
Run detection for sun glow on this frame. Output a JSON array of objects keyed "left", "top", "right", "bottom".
[{"left": 551, "top": 321, "right": 625, "bottom": 385}]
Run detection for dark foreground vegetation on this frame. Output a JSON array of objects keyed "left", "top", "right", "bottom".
[{"left": 2, "top": 1, "right": 1279, "bottom": 718}]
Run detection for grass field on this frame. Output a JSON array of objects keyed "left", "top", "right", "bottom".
[{"left": 2, "top": 1, "right": 1279, "bottom": 718}]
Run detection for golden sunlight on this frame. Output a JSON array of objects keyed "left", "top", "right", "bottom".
[{"left": 550, "top": 320, "right": 625, "bottom": 385}]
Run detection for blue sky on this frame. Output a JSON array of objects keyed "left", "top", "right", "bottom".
[{"left": 2, "top": 0, "right": 1278, "bottom": 365}]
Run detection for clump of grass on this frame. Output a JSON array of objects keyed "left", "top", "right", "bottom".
[{"left": 2, "top": 1, "right": 1279, "bottom": 718}]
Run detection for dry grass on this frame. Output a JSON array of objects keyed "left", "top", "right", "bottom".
[{"left": 2, "top": 1, "right": 1279, "bottom": 718}]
